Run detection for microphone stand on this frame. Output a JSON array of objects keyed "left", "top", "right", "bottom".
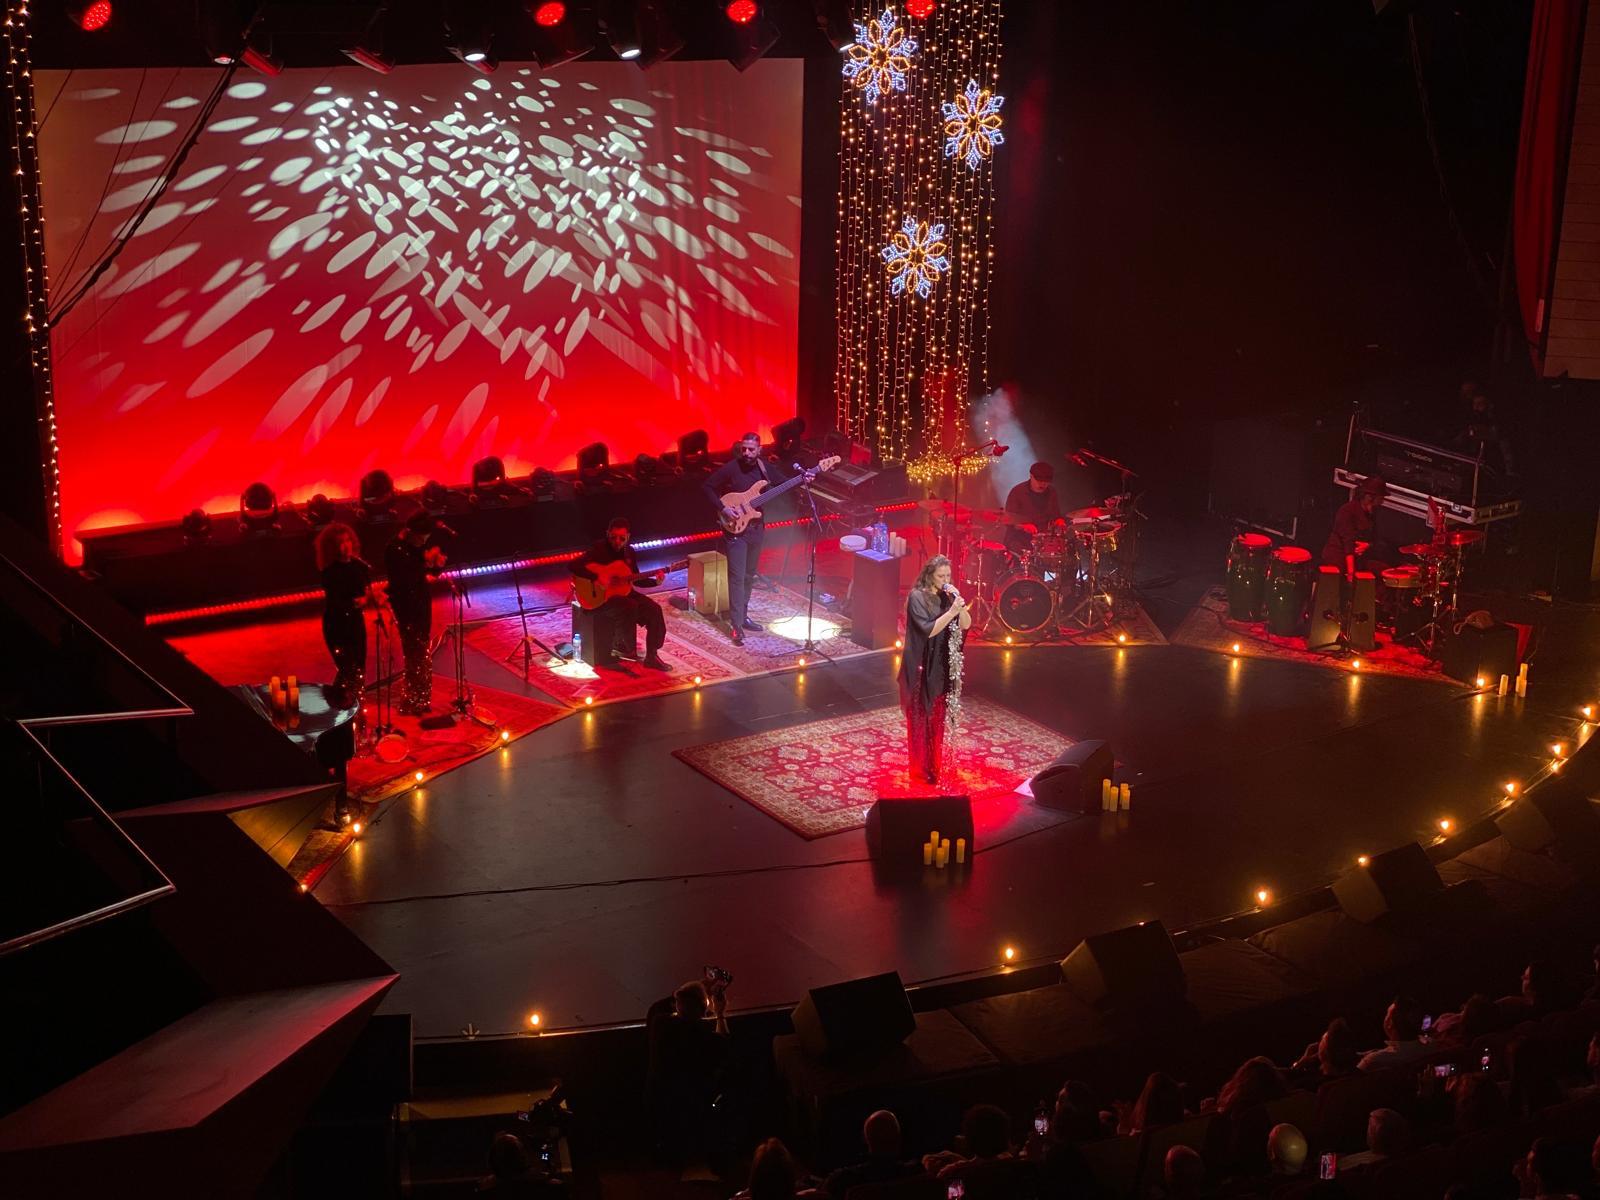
[
  {"left": 425, "top": 577, "right": 497, "bottom": 730},
  {"left": 947, "top": 438, "right": 1002, "bottom": 624},
  {"left": 502, "top": 560, "right": 559, "bottom": 677},
  {"left": 797, "top": 468, "right": 834, "bottom": 662}
]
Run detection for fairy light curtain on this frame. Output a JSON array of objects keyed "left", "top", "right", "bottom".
[{"left": 833, "top": 0, "right": 1003, "bottom": 481}]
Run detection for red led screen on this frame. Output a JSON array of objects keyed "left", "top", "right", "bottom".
[{"left": 37, "top": 61, "right": 803, "bottom": 558}]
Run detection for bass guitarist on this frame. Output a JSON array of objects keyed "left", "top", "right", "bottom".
[
  {"left": 569, "top": 517, "right": 670, "bottom": 671},
  {"left": 703, "top": 432, "right": 773, "bottom": 646}
]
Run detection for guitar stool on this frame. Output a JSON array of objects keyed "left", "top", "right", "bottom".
[{"left": 571, "top": 603, "right": 622, "bottom": 668}]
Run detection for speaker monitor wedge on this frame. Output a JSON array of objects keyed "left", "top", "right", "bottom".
[
  {"left": 1331, "top": 841, "right": 1443, "bottom": 924},
  {"left": 864, "top": 795, "right": 973, "bottom": 862},
  {"left": 1031, "top": 740, "right": 1114, "bottom": 812},
  {"left": 790, "top": 971, "right": 916, "bottom": 1059},
  {"left": 1059, "top": 920, "right": 1186, "bottom": 1015},
  {"left": 1495, "top": 781, "right": 1600, "bottom": 860}
]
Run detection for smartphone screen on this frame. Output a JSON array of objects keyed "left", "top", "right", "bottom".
[
  {"left": 1480, "top": 1051, "right": 1492, "bottom": 1071},
  {"left": 1433, "top": 1063, "right": 1452, "bottom": 1078},
  {"left": 1033, "top": 1114, "right": 1049, "bottom": 1135},
  {"left": 946, "top": 1183, "right": 964, "bottom": 1200},
  {"left": 1320, "top": 1152, "right": 1337, "bottom": 1180}
]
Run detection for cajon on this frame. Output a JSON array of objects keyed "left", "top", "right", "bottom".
[
  {"left": 688, "top": 550, "right": 728, "bottom": 616},
  {"left": 1307, "top": 566, "right": 1375, "bottom": 652}
]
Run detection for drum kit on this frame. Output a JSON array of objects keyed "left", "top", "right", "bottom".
[
  {"left": 1223, "top": 525, "right": 1486, "bottom": 657},
  {"left": 924, "top": 493, "right": 1140, "bottom": 640}
]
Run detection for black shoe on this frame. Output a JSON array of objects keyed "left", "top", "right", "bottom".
[
  {"left": 730, "top": 630, "right": 744, "bottom": 647},
  {"left": 641, "top": 655, "right": 670, "bottom": 672},
  {"left": 741, "top": 619, "right": 763, "bottom": 632},
  {"left": 615, "top": 645, "right": 639, "bottom": 661}
]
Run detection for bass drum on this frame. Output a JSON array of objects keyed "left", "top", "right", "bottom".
[{"left": 995, "top": 574, "right": 1056, "bottom": 637}]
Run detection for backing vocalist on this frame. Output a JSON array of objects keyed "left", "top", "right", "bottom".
[{"left": 899, "top": 555, "right": 971, "bottom": 785}]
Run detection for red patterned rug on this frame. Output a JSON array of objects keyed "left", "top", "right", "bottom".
[
  {"left": 290, "top": 677, "right": 567, "bottom": 889},
  {"left": 967, "top": 599, "right": 1166, "bottom": 647},
  {"left": 1171, "top": 587, "right": 1457, "bottom": 684},
  {"left": 465, "top": 574, "right": 875, "bottom": 708},
  {"left": 673, "top": 696, "right": 1075, "bottom": 839}
]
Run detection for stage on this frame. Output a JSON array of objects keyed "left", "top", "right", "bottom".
[{"left": 276, "top": 555, "right": 1596, "bottom": 1040}]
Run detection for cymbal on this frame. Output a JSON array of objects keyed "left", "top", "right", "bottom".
[
  {"left": 1447, "top": 529, "right": 1485, "bottom": 547},
  {"left": 973, "top": 507, "right": 1024, "bottom": 526},
  {"left": 1400, "top": 542, "right": 1447, "bottom": 559},
  {"left": 1066, "top": 505, "right": 1114, "bottom": 521},
  {"left": 916, "top": 499, "right": 973, "bottom": 522},
  {"left": 1076, "top": 519, "right": 1123, "bottom": 538}
]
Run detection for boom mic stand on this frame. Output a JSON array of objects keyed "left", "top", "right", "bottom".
[
  {"left": 797, "top": 467, "right": 834, "bottom": 661},
  {"left": 502, "top": 560, "right": 560, "bottom": 677},
  {"left": 423, "top": 579, "right": 497, "bottom": 730}
]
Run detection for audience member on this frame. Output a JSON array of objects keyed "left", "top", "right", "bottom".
[
  {"left": 737, "top": 1138, "right": 812, "bottom": 1200},
  {"left": 1584, "top": 944, "right": 1600, "bottom": 1005},
  {"left": 1499, "top": 960, "right": 1576, "bottom": 1021},
  {"left": 645, "top": 980, "right": 731, "bottom": 1160},
  {"left": 1429, "top": 994, "right": 1506, "bottom": 1048},
  {"left": 1516, "top": 1136, "right": 1591, "bottom": 1200},
  {"left": 1164, "top": 1145, "right": 1208, "bottom": 1200},
  {"left": 1356, "top": 997, "right": 1429, "bottom": 1071},
  {"left": 1337, "top": 1108, "right": 1410, "bottom": 1171},
  {"left": 1050, "top": 1079, "right": 1112, "bottom": 1142},
  {"left": 1118, "top": 1071, "right": 1187, "bottom": 1135},
  {"left": 1508, "top": 1033, "right": 1567, "bottom": 1118},
  {"left": 477, "top": 1132, "right": 562, "bottom": 1196},
  {"left": 822, "top": 1110, "right": 919, "bottom": 1198},
  {"left": 922, "top": 1104, "right": 1019, "bottom": 1192},
  {"left": 1451, "top": 1071, "right": 1511, "bottom": 1136},
  {"left": 1203, "top": 1057, "right": 1288, "bottom": 1177},
  {"left": 1289, "top": 1017, "right": 1359, "bottom": 1088},
  {"left": 1266, "top": 1123, "right": 1307, "bottom": 1176}
]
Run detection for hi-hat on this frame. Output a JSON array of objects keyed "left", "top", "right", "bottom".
[
  {"left": 1447, "top": 529, "right": 1485, "bottom": 547},
  {"left": 1400, "top": 542, "right": 1448, "bottom": 559},
  {"left": 1066, "top": 505, "right": 1114, "bottom": 522},
  {"left": 916, "top": 499, "right": 974, "bottom": 522}
]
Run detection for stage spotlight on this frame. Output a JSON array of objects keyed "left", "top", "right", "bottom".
[
  {"left": 239, "top": 482, "right": 278, "bottom": 533},
  {"left": 678, "top": 428, "right": 709, "bottom": 468},
  {"left": 180, "top": 508, "right": 212, "bottom": 545},
  {"left": 727, "top": 6, "right": 778, "bottom": 67},
  {"left": 471, "top": 456, "right": 508, "bottom": 500},
  {"left": 812, "top": 0, "right": 855, "bottom": 51},
  {"left": 634, "top": 453, "right": 659, "bottom": 484},
  {"left": 500, "top": 729, "right": 511, "bottom": 742},
  {"left": 304, "top": 493, "right": 336, "bottom": 527},
  {"left": 241, "top": 40, "right": 283, "bottom": 77},
  {"left": 576, "top": 441, "right": 610, "bottom": 474},
  {"left": 420, "top": 480, "right": 451, "bottom": 514},
  {"left": 529, "top": 0, "right": 594, "bottom": 66},
  {"left": 531, "top": 466, "right": 558, "bottom": 498},
  {"left": 530, "top": 0, "right": 566, "bottom": 25},
  {"left": 359, "top": 469, "right": 396, "bottom": 521},
  {"left": 726, "top": 0, "right": 758, "bottom": 22},
  {"left": 601, "top": 0, "right": 682, "bottom": 67},
  {"left": 67, "top": 1, "right": 113, "bottom": 31},
  {"left": 446, "top": 0, "right": 496, "bottom": 70},
  {"left": 599, "top": 0, "right": 642, "bottom": 58},
  {"left": 1438, "top": 817, "right": 1453, "bottom": 833},
  {"left": 1356, "top": 854, "right": 1370, "bottom": 867},
  {"left": 343, "top": 43, "right": 394, "bottom": 73},
  {"left": 1255, "top": 888, "right": 1272, "bottom": 906},
  {"left": 906, "top": 0, "right": 936, "bottom": 17}
]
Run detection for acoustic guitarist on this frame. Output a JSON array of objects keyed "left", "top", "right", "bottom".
[{"left": 569, "top": 517, "right": 670, "bottom": 671}]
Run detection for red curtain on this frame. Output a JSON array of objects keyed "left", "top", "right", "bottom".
[{"left": 1512, "top": 0, "right": 1586, "bottom": 371}]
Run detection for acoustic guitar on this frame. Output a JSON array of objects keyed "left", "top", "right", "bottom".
[
  {"left": 717, "top": 456, "right": 842, "bottom": 535},
  {"left": 572, "top": 558, "right": 689, "bottom": 611}
]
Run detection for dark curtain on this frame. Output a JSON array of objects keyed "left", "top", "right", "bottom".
[{"left": 1512, "top": 0, "right": 1586, "bottom": 370}]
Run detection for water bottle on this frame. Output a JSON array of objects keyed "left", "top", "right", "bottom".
[
  {"left": 872, "top": 519, "right": 889, "bottom": 555},
  {"left": 687, "top": 586, "right": 697, "bottom": 610},
  {"left": 572, "top": 632, "right": 582, "bottom": 659}
]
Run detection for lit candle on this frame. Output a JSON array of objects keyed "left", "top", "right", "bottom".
[
  {"left": 1516, "top": 675, "right": 1527, "bottom": 698},
  {"left": 936, "top": 841, "right": 949, "bottom": 869},
  {"left": 929, "top": 829, "right": 939, "bottom": 850},
  {"left": 1519, "top": 662, "right": 1529, "bottom": 680},
  {"left": 1119, "top": 783, "right": 1131, "bottom": 811},
  {"left": 955, "top": 837, "right": 967, "bottom": 863},
  {"left": 1498, "top": 675, "right": 1509, "bottom": 697},
  {"left": 922, "top": 840, "right": 934, "bottom": 866}
]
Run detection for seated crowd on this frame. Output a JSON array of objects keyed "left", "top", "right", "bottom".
[{"left": 647, "top": 949, "right": 1600, "bottom": 1199}]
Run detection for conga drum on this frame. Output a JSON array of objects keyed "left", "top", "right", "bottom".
[
  {"left": 1265, "top": 546, "right": 1313, "bottom": 636},
  {"left": 1225, "top": 533, "right": 1274, "bottom": 621}
]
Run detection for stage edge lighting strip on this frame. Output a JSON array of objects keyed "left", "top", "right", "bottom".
[
  {"left": 142, "top": 502, "right": 923, "bottom": 626},
  {"left": 4, "top": 0, "right": 62, "bottom": 555}
]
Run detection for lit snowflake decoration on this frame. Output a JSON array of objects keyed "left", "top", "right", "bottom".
[
  {"left": 842, "top": 8, "right": 918, "bottom": 106},
  {"left": 881, "top": 216, "right": 949, "bottom": 299},
  {"left": 943, "top": 79, "right": 1005, "bottom": 171}
]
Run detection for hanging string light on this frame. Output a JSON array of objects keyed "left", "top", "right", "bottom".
[
  {"left": 834, "top": 0, "right": 1003, "bottom": 480},
  {"left": 3, "top": 0, "right": 61, "bottom": 556}
]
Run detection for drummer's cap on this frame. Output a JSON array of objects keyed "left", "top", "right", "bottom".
[
  {"left": 1355, "top": 476, "right": 1387, "bottom": 499},
  {"left": 1029, "top": 461, "right": 1054, "bottom": 482}
]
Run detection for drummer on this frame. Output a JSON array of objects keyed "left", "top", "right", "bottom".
[
  {"left": 1320, "top": 475, "right": 1390, "bottom": 583},
  {"left": 1003, "top": 461, "right": 1065, "bottom": 555}
]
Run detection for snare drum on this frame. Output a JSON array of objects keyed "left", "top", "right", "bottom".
[
  {"left": 1265, "top": 546, "right": 1313, "bottom": 636},
  {"left": 1381, "top": 566, "right": 1425, "bottom": 638},
  {"left": 995, "top": 573, "right": 1056, "bottom": 637},
  {"left": 1225, "top": 533, "right": 1274, "bottom": 621},
  {"left": 1380, "top": 566, "right": 1424, "bottom": 591},
  {"left": 1031, "top": 528, "right": 1071, "bottom": 576}
]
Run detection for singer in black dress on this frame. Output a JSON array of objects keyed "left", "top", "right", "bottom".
[
  {"left": 899, "top": 555, "right": 972, "bottom": 784},
  {"left": 315, "top": 522, "right": 371, "bottom": 693}
]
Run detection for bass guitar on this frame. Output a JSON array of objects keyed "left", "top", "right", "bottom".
[
  {"left": 572, "top": 558, "right": 689, "bottom": 611},
  {"left": 717, "top": 456, "right": 842, "bottom": 535}
]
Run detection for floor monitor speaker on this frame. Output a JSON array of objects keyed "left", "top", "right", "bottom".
[
  {"left": 1031, "top": 740, "right": 1113, "bottom": 812},
  {"left": 1332, "top": 841, "right": 1442, "bottom": 924},
  {"left": 1059, "top": 920, "right": 1186, "bottom": 1015},
  {"left": 1495, "top": 781, "right": 1600, "bottom": 860},
  {"left": 865, "top": 794, "right": 973, "bottom": 862},
  {"left": 790, "top": 971, "right": 916, "bottom": 1059}
]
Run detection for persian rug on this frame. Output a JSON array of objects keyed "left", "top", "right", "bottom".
[{"left": 673, "top": 696, "right": 1075, "bottom": 839}]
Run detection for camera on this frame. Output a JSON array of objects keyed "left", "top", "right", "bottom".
[
  {"left": 1433, "top": 1063, "right": 1457, "bottom": 1078},
  {"left": 1320, "top": 1152, "right": 1337, "bottom": 1180}
]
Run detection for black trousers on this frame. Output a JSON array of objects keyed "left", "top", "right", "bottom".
[
  {"left": 601, "top": 591, "right": 666, "bottom": 657},
  {"left": 722, "top": 524, "right": 764, "bottom": 630},
  {"left": 322, "top": 610, "right": 367, "bottom": 693},
  {"left": 394, "top": 607, "right": 432, "bottom": 710}
]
